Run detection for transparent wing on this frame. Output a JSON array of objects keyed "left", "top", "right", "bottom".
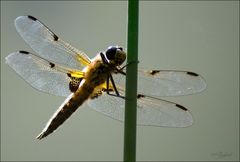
[
  {"left": 5, "top": 51, "right": 85, "bottom": 97},
  {"left": 113, "top": 69, "right": 207, "bottom": 97},
  {"left": 15, "top": 15, "right": 91, "bottom": 69},
  {"left": 88, "top": 89, "right": 193, "bottom": 127}
]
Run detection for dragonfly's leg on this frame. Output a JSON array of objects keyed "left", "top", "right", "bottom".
[
  {"left": 118, "top": 64, "right": 127, "bottom": 71},
  {"left": 114, "top": 60, "right": 139, "bottom": 75},
  {"left": 120, "top": 60, "right": 139, "bottom": 71},
  {"left": 103, "top": 79, "right": 125, "bottom": 99},
  {"left": 106, "top": 75, "right": 110, "bottom": 94},
  {"left": 106, "top": 93, "right": 125, "bottom": 99},
  {"left": 100, "top": 52, "right": 120, "bottom": 96},
  {"left": 109, "top": 74, "right": 120, "bottom": 96},
  {"left": 100, "top": 52, "right": 109, "bottom": 64},
  {"left": 114, "top": 67, "right": 126, "bottom": 75}
]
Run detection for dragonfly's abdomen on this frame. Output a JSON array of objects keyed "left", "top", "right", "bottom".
[
  {"left": 36, "top": 60, "right": 110, "bottom": 139},
  {"left": 36, "top": 82, "right": 94, "bottom": 139}
]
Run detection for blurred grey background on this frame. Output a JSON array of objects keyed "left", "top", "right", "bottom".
[{"left": 1, "top": 1, "right": 239, "bottom": 161}]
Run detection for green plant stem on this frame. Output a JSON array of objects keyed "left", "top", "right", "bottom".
[{"left": 124, "top": 0, "right": 139, "bottom": 161}]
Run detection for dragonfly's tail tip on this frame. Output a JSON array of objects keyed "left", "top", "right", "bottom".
[{"left": 36, "top": 132, "right": 46, "bottom": 140}]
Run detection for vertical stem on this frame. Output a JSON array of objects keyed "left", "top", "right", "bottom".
[{"left": 124, "top": 0, "right": 139, "bottom": 161}]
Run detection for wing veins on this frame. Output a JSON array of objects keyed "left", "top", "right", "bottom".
[{"left": 15, "top": 15, "right": 91, "bottom": 69}]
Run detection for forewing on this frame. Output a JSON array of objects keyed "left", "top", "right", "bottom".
[
  {"left": 88, "top": 89, "right": 193, "bottom": 127},
  {"left": 5, "top": 51, "right": 84, "bottom": 97},
  {"left": 15, "top": 15, "right": 91, "bottom": 69},
  {"left": 113, "top": 69, "right": 206, "bottom": 97}
]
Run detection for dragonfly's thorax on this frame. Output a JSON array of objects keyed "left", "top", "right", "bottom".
[
  {"left": 82, "top": 46, "right": 126, "bottom": 89},
  {"left": 84, "top": 59, "right": 111, "bottom": 87}
]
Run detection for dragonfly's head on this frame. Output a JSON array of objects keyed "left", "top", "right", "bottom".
[{"left": 105, "top": 46, "right": 126, "bottom": 66}]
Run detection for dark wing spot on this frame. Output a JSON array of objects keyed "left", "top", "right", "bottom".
[
  {"left": 27, "top": 15, "right": 59, "bottom": 42},
  {"left": 19, "top": 50, "right": 29, "bottom": 54},
  {"left": 186, "top": 71, "right": 199, "bottom": 77},
  {"left": 27, "top": 15, "right": 37, "bottom": 21},
  {"left": 69, "top": 78, "right": 82, "bottom": 92},
  {"left": 49, "top": 62, "right": 55, "bottom": 68},
  {"left": 175, "top": 104, "right": 187, "bottom": 111},
  {"left": 67, "top": 73, "right": 71, "bottom": 77},
  {"left": 137, "top": 94, "right": 145, "bottom": 99},
  {"left": 53, "top": 34, "right": 59, "bottom": 41},
  {"left": 149, "top": 70, "right": 160, "bottom": 75},
  {"left": 69, "top": 81, "right": 78, "bottom": 93}
]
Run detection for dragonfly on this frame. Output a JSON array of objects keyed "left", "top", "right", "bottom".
[{"left": 5, "top": 15, "right": 206, "bottom": 140}]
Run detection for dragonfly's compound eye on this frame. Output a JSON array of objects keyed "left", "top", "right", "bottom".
[{"left": 106, "top": 47, "right": 117, "bottom": 60}]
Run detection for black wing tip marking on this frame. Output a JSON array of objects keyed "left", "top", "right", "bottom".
[
  {"left": 149, "top": 70, "right": 160, "bottom": 75},
  {"left": 175, "top": 104, "right": 188, "bottom": 111},
  {"left": 19, "top": 50, "right": 30, "bottom": 54},
  {"left": 26, "top": 15, "right": 59, "bottom": 41},
  {"left": 53, "top": 34, "right": 59, "bottom": 41},
  {"left": 27, "top": 15, "right": 37, "bottom": 21},
  {"left": 49, "top": 62, "right": 55, "bottom": 68},
  {"left": 137, "top": 94, "right": 145, "bottom": 99},
  {"left": 186, "top": 71, "right": 199, "bottom": 77}
]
